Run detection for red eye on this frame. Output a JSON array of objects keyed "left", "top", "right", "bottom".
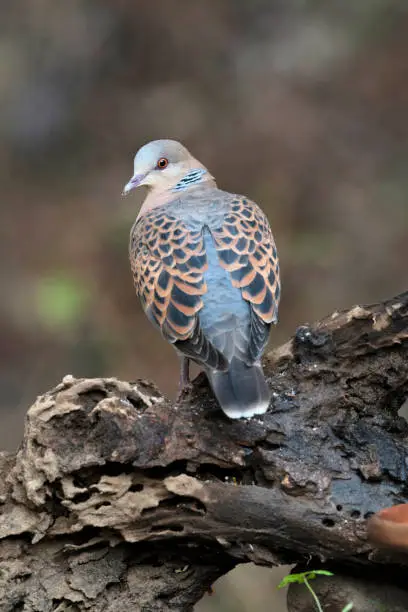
[{"left": 157, "top": 157, "right": 168, "bottom": 169}]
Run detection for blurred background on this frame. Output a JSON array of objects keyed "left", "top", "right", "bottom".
[{"left": 1, "top": 1, "right": 407, "bottom": 609}]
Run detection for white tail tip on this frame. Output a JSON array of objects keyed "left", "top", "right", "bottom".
[{"left": 222, "top": 399, "right": 269, "bottom": 419}]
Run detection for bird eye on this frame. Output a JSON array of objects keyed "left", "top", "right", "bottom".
[{"left": 157, "top": 157, "right": 168, "bottom": 169}]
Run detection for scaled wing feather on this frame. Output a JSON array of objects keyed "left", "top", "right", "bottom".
[
  {"left": 212, "top": 196, "right": 280, "bottom": 362},
  {"left": 129, "top": 208, "right": 226, "bottom": 370}
]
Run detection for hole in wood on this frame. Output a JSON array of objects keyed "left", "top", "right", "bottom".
[
  {"left": 94, "top": 501, "right": 111, "bottom": 510},
  {"left": 150, "top": 523, "right": 184, "bottom": 532},
  {"left": 129, "top": 483, "right": 144, "bottom": 492},
  {"left": 72, "top": 491, "right": 91, "bottom": 504}
]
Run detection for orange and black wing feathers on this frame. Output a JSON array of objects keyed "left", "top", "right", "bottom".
[
  {"left": 212, "top": 197, "right": 280, "bottom": 361},
  {"left": 129, "top": 208, "right": 227, "bottom": 370}
]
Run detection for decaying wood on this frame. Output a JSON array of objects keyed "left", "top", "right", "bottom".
[{"left": 1, "top": 291, "right": 408, "bottom": 611}]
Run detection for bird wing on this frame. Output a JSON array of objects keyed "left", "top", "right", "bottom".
[
  {"left": 211, "top": 196, "right": 280, "bottom": 362},
  {"left": 129, "top": 207, "right": 227, "bottom": 370}
]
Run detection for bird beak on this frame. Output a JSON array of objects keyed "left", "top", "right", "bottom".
[{"left": 122, "top": 173, "right": 146, "bottom": 196}]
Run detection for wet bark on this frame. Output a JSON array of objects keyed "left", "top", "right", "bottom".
[{"left": 1, "top": 291, "right": 408, "bottom": 611}]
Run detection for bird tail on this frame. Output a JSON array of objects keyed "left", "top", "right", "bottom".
[{"left": 207, "top": 357, "right": 270, "bottom": 419}]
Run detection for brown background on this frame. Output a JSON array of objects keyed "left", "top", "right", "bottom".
[{"left": 1, "top": 1, "right": 407, "bottom": 609}]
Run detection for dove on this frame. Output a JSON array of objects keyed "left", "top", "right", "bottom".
[{"left": 123, "top": 139, "right": 280, "bottom": 419}]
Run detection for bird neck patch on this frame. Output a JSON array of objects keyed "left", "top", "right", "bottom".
[{"left": 172, "top": 169, "right": 207, "bottom": 192}]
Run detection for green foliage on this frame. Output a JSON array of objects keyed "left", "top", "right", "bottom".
[
  {"left": 278, "top": 570, "right": 353, "bottom": 612},
  {"left": 277, "top": 569, "right": 333, "bottom": 588},
  {"left": 35, "top": 274, "right": 89, "bottom": 330}
]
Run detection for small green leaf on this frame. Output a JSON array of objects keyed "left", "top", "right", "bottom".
[
  {"left": 277, "top": 573, "right": 306, "bottom": 588},
  {"left": 342, "top": 604, "right": 354, "bottom": 612},
  {"left": 277, "top": 569, "right": 334, "bottom": 589}
]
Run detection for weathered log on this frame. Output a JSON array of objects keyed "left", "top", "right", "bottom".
[{"left": 0, "top": 291, "right": 408, "bottom": 611}]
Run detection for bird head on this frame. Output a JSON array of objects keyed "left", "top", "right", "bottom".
[{"left": 123, "top": 139, "right": 212, "bottom": 196}]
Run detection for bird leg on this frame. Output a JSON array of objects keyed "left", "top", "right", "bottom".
[{"left": 176, "top": 357, "right": 192, "bottom": 401}]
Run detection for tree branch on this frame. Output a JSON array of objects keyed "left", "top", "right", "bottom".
[{"left": 1, "top": 291, "right": 408, "bottom": 610}]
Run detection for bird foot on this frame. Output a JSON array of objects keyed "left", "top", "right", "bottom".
[
  {"left": 176, "top": 382, "right": 193, "bottom": 403},
  {"left": 176, "top": 357, "right": 192, "bottom": 402}
]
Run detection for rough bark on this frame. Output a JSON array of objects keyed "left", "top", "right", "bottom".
[{"left": 1, "top": 291, "right": 408, "bottom": 611}]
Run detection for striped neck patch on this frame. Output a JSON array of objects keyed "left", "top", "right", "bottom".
[{"left": 172, "top": 168, "right": 207, "bottom": 192}]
